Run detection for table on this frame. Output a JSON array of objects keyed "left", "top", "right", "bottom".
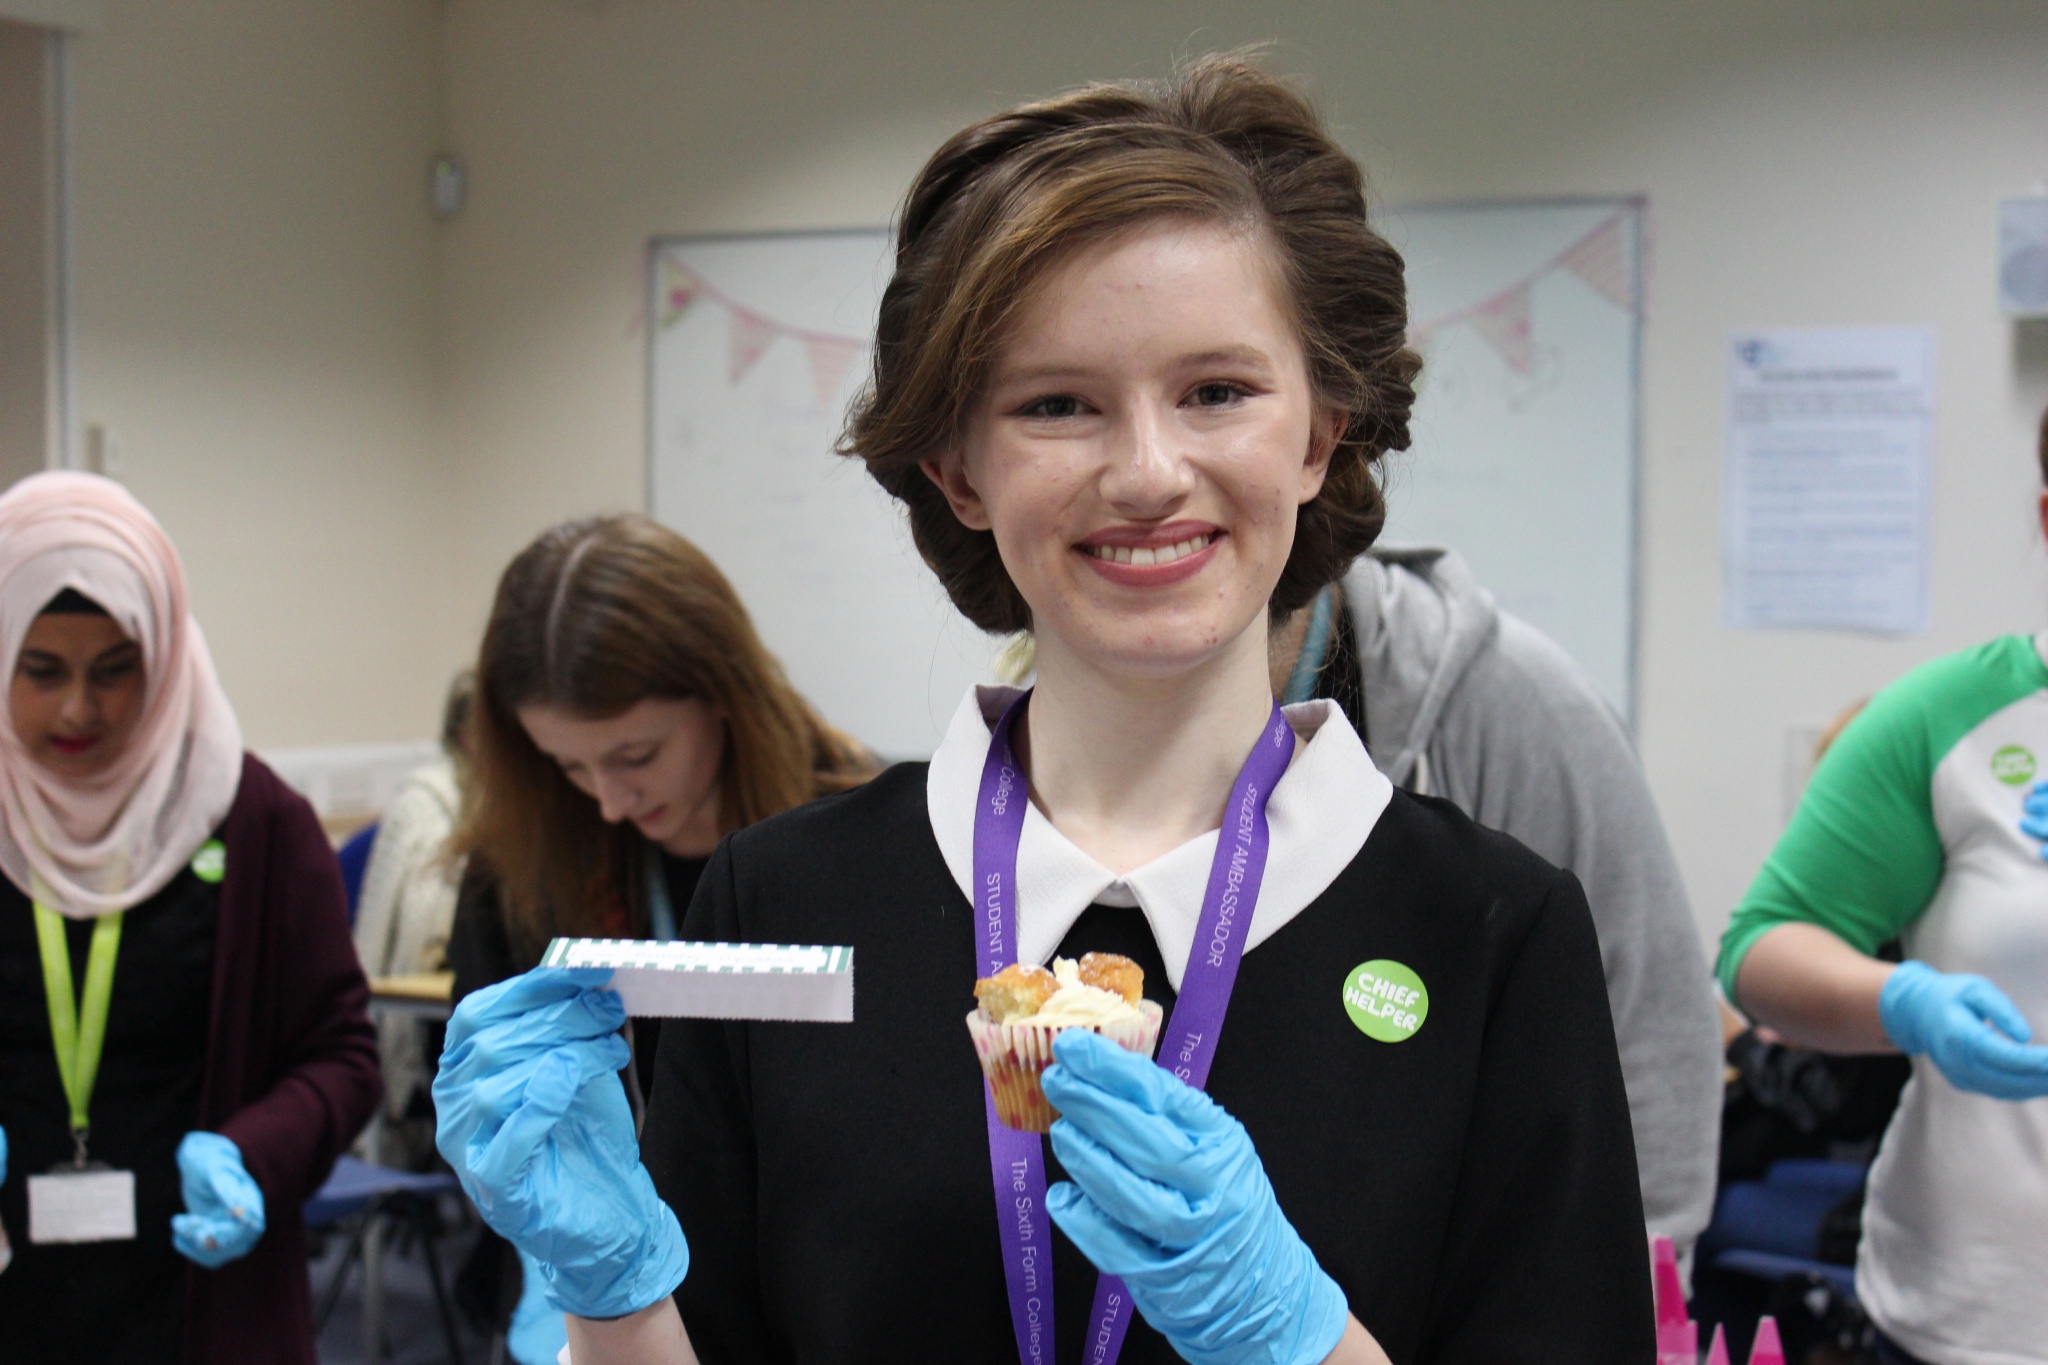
[{"left": 358, "top": 973, "right": 457, "bottom": 1359}]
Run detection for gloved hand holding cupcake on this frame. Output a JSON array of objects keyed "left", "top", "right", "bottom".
[{"left": 967, "top": 951, "right": 1162, "bottom": 1131}]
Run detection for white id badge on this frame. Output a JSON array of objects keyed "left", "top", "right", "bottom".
[{"left": 28, "top": 1168, "right": 136, "bottom": 1244}]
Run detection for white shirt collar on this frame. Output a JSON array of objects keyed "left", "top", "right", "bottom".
[{"left": 926, "top": 685, "right": 1391, "bottom": 990}]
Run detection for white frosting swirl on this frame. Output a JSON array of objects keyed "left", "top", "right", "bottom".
[{"left": 1020, "top": 957, "right": 1142, "bottom": 1027}]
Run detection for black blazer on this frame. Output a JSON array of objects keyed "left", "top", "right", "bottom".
[{"left": 647, "top": 763, "right": 1654, "bottom": 1364}]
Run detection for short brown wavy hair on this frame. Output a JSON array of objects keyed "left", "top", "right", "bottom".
[{"left": 839, "top": 52, "right": 1419, "bottom": 633}]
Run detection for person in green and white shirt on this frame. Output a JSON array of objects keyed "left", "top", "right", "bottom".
[{"left": 1720, "top": 406, "right": 2048, "bottom": 1365}]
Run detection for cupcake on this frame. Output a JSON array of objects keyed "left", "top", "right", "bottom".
[{"left": 967, "top": 952, "right": 1164, "bottom": 1132}]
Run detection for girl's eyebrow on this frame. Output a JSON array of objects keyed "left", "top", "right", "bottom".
[
  {"left": 603, "top": 738, "right": 658, "bottom": 762},
  {"left": 990, "top": 363, "right": 1095, "bottom": 389},
  {"left": 994, "top": 346, "right": 1279, "bottom": 389},
  {"left": 1178, "top": 345, "right": 1276, "bottom": 372}
]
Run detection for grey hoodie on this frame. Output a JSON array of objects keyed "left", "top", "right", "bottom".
[{"left": 1342, "top": 546, "right": 1721, "bottom": 1253}]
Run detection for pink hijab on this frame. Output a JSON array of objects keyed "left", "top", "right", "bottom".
[{"left": 0, "top": 471, "right": 243, "bottom": 919}]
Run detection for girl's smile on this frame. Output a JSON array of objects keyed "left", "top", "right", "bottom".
[{"left": 1076, "top": 521, "right": 1222, "bottom": 586}]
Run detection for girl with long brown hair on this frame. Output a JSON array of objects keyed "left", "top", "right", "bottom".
[
  {"left": 450, "top": 513, "right": 871, "bottom": 988},
  {"left": 442, "top": 514, "right": 873, "bottom": 1360}
]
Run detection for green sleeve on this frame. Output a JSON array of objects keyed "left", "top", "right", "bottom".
[{"left": 1716, "top": 636, "right": 2047, "bottom": 1003}]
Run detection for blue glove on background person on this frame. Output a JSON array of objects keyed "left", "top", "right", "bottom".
[
  {"left": 2016, "top": 778, "right": 2048, "bottom": 855},
  {"left": 1879, "top": 960, "right": 2048, "bottom": 1100},
  {"left": 433, "top": 967, "right": 689, "bottom": 1319},
  {"left": 1041, "top": 1029, "right": 1350, "bottom": 1365},
  {"left": 171, "top": 1131, "right": 266, "bottom": 1268}
]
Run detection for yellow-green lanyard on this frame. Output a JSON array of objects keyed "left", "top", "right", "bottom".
[{"left": 32, "top": 905, "right": 123, "bottom": 1158}]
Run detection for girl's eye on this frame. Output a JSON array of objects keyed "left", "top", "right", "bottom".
[
  {"left": 620, "top": 748, "right": 658, "bottom": 769},
  {"left": 1018, "top": 394, "right": 1084, "bottom": 420},
  {"left": 89, "top": 657, "right": 139, "bottom": 687},
  {"left": 1189, "top": 381, "right": 1248, "bottom": 408}
]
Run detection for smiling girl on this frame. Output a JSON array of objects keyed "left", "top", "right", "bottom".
[{"left": 435, "top": 56, "right": 1654, "bottom": 1364}]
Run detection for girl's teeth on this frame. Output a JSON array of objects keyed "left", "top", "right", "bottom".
[{"left": 1091, "top": 534, "right": 1212, "bottom": 565}]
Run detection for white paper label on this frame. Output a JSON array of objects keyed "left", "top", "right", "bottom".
[
  {"left": 28, "top": 1169, "right": 136, "bottom": 1244},
  {"left": 1722, "top": 326, "right": 1935, "bottom": 634}
]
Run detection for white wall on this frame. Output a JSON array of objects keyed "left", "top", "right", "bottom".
[
  {"left": 435, "top": 0, "right": 2048, "bottom": 946},
  {"left": 66, "top": 0, "right": 458, "bottom": 748},
  {"left": 1560, "top": 31, "right": 2048, "bottom": 943},
  {"left": 0, "top": 20, "right": 52, "bottom": 488},
  {"left": 49, "top": 2, "right": 2048, "bottom": 939}
]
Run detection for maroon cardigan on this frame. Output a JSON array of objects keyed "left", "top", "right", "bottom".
[{"left": 180, "top": 754, "right": 382, "bottom": 1364}]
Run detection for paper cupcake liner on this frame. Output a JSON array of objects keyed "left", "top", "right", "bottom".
[{"left": 965, "top": 1000, "right": 1165, "bottom": 1133}]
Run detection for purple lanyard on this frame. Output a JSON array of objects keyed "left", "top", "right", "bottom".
[{"left": 973, "top": 690, "right": 1294, "bottom": 1365}]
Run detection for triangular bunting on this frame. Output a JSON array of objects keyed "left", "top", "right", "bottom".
[
  {"left": 805, "top": 336, "right": 865, "bottom": 410},
  {"left": 1560, "top": 213, "right": 1634, "bottom": 311},
  {"left": 1468, "top": 284, "right": 1534, "bottom": 373},
  {"left": 1703, "top": 1324, "right": 1730, "bottom": 1365},
  {"left": 729, "top": 310, "right": 778, "bottom": 384},
  {"left": 660, "top": 262, "right": 704, "bottom": 331}
]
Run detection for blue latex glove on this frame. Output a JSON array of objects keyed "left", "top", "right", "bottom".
[
  {"left": 2017, "top": 779, "right": 2048, "bottom": 855},
  {"left": 1041, "top": 1030, "right": 1349, "bottom": 1365},
  {"left": 1879, "top": 960, "right": 2048, "bottom": 1100},
  {"left": 171, "top": 1131, "right": 266, "bottom": 1268},
  {"left": 433, "top": 967, "right": 689, "bottom": 1319},
  {"left": 509, "top": 1248, "right": 572, "bottom": 1365}
]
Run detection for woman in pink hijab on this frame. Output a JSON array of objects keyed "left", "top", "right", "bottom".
[{"left": 0, "top": 472, "right": 379, "bottom": 1364}]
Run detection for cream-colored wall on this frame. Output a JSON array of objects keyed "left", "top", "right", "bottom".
[
  {"left": 49, "top": 2, "right": 2048, "bottom": 937},
  {"left": 0, "top": 20, "right": 51, "bottom": 486},
  {"left": 67, "top": 0, "right": 456, "bottom": 748},
  {"left": 1543, "top": 30, "right": 2048, "bottom": 944},
  {"left": 437, "top": 1, "right": 2048, "bottom": 946}
]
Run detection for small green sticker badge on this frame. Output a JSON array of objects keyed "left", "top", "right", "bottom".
[
  {"left": 1991, "top": 744, "right": 2037, "bottom": 787},
  {"left": 1343, "top": 959, "right": 1428, "bottom": 1043},
  {"left": 191, "top": 840, "right": 226, "bottom": 884}
]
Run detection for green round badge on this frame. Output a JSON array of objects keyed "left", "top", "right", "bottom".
[
  {"left": 191, "top": 840, "right": 226, "bottom": 884},
  {"left": 1343, "top": 959, "right": 1428, "bottom": 1043},
  {"left": 1991, "top": 744, "right": 2037, "bottom": 787}
]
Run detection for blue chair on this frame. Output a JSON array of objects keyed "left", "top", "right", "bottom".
[
  {"left": 307, "top": 1155, "right": 467, "bottom": 1363},
  {"left": 1712, "top": 1248, "right": 1856, "bottom": 1298},
  {"left": 337, "top": 822, "right": 379, "bottom": 925},
  {"left": 1699, "top": 1157, "right": 1866, "bottom": 1297}
]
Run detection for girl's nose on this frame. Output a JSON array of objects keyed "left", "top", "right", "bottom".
[
  {"left": 591, "top": 776, "right": 636, "bottom": 825},
  {"left": 1099, "top": 403, "right": 1195, "bottom": 516},
  {"left": 57, "top": 682, "right": 97, "bottom": 729}
]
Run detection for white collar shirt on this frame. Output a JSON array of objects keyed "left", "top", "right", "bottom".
[{"left": 925, "top": 685, "right": 1392, "bottom": 990}]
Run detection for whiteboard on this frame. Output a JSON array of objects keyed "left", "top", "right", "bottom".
[
  {"left": 1380, "top": 199, "right": 1644, "bottom": 718},
  {"left": 647, "top": 229, "right": 976, "bottom": 759},
  {"left": 648, "top": 201, "right": 1642, "bottom": 756}
]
